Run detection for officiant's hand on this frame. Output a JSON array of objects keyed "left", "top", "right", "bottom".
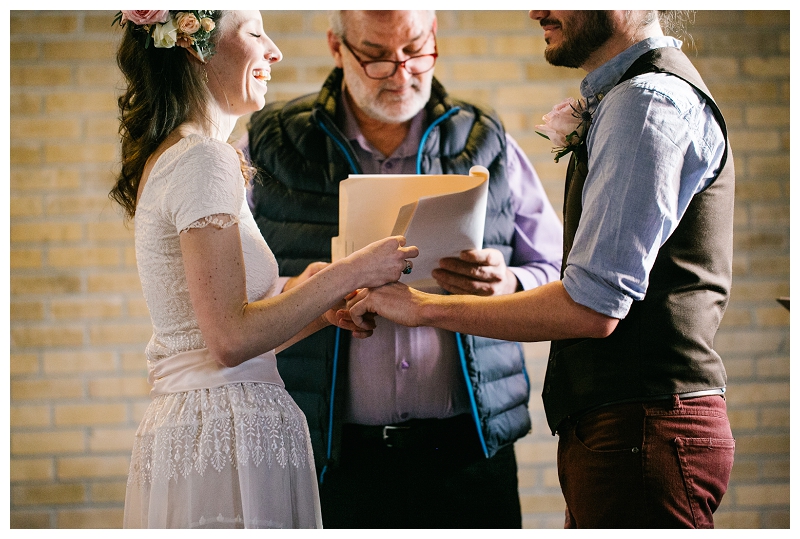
[
  {"left": 433, "top": 248, "right": 521, "bottom": 296},
  {"left": 283, "top": 261, "right": 329, "bottom": 293}
]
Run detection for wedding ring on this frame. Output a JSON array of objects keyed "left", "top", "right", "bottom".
[{"left": 402, "top": 260, "right": 413, "bottom": 275}]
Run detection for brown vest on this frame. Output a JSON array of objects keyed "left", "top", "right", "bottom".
[{"left": 543, "top": 47, "right": 735, "bottom": 434}]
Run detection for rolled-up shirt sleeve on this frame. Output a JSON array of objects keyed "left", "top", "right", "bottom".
[
  {"left": 562, "top": 74, "right": 724, "bottom": 319},
  {"left": 504, "top": 133, "right": 564, "bottom": 290}
]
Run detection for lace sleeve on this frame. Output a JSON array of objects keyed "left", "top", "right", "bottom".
[{"left": 179, "top": 213, "right": 239, "bottom": 234}]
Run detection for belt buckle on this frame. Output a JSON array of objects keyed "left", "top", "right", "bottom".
[{"left": 382, "top": 425, "right": 410, "bottom": 448}]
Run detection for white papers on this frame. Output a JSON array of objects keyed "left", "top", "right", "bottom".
[{"left": 332, "top": 166, "right": 490, "bottom": 292}]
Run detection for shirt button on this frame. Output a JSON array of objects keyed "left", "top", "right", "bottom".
[
  {"left": 400, "top": 360, "right": 410, "bottom": 370},
  {"left": 400, "top": 412, "right": 409, "bottom": 419},
  {"left": 385, "top": 161, "right": 394, "bottom": 169}
]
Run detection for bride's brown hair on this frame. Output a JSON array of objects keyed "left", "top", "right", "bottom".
[{"left": 109, "top": 11, "right": 252, "bottom": 220}]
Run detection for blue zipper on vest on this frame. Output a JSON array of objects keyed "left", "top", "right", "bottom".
[
  {"left": 455, "top": 333, "right": 489, "bottom": 458},
  {"left": 319, "top": 326, "right": 342, "bottom": 485},
  {"left": 316, "top": 119, "right": 361, "bottom": 175},
  {"left": 416, "top": 107, "right": 461, "bottom": 174}
]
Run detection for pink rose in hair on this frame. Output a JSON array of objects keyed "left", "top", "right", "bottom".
[
  {"left": 175, "top": 12, "right": 201, "bottom": 35},
  {"left": 121, "top": 10, "right": 170, "bottom": 26}
]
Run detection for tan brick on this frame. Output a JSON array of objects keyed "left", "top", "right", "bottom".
[
  {"left": 742, "top": 57, "right": 789, "bottom": 78},
  {"left": 272, "top": 36, "right": 330, "bottom": 58},
  {"left": 755, "top": 356, "right": 790, "bottom": 378},
  {"left": 76, "top": 65, "right": 123, "bottom": 87},
  {"left": 720, "top": 357, "right": 754, "bottom": 379},
  {"left": 10, "top": 13, "right": 79, "bottom": 34},
  {"left": 10, "top": 353, "right": 40, "bottom": 376},
  {"left": 778, "top": 32, "right": 789, "bottom": 54},
  {"left": 750, "top": 204, "right": 790, "bottom": 226},
  {"left": 10, "top": 458, "right": 54, "bottom": 482},
  {"left": 439, "top": 35, "right": 488, "bottom": 56},
  {"left": 10, "top": 249, "right": 43, "bottom": 270},
  {"left": 90, "top": 324, "right": 152, "bottom": 346},
  {"left": 10, "top": 168, "right": 81, "bottom": 191},
  {"left": 526, "top": 61, "right": 585, "bottom": 82},
  {"left": 497, "top": 84, "right": 568, "bottom": 108},
  {"left": 11, "top": 326, "right": 84, "bottom": 348},
  {"left": 458, "top": 10, "right": 528, "bottom": 31},
  {"left": 126, "top": 297, "right": 151, "bottom": 318},
  {"left": 711, "top": 510, "right": 761, "bottom": 529},
  {"left": 11, "top": 144, "right": 42, "bottom": 165},
  {"left": 43, "top": 351, "right": 115, "bottom": 374},
  {"left": 493, "top": 35, "right": 539, "bottom": 56},
  {"left": 51, "top": 298, "right": 123, "bottom": 320},
  {"left": 85, "top": 117, "right": 120, "bottom": 138},
  {"left": 747, "top": 155, "right": 790, "bottom": 177},
  {"left": 43, "top": 40, "right": 116, "bottom": 60},
  {"left": 726, "top": 382, "right": 789, "bottom": 406},
  {"left": 45, "top": 142, "right": 118, "bottom": 164},
  {"left": 728, "top": 130, "right": 781, "bottom": 153},
  {"left": 57, "top": 508, "right": 124, "bottom": 529},
  {"left": 11, "top": 431, "right": 85, "bottom": 456},
  {"left": 726, "top": 408, "right": 757, "bottom": 430},
  {"left": 84, "top": 11, "right": 121, "bottom": 33},
  {"left": 309, "top": 11, "right": 330, "bottom": 33},
  {"left": 449, "top": 88, "right": 491, "bottom": 107},
  {"left": 734, "top": 434, "right": 790, "bottom": 457},
  {"left": 514, "top": 440, "right": 558, "bottom": 465},
  {"left": 11, "top": 118, "right": 81, "bottom": 140},
  {"left": 729, "top": 281, "right": 789, "bottom": 302},
  {"left": 520, "top": 493, "right": 566, "bottom": 514},
  {"left": 45, "top": 92, "right": 117, "bottom": 113},
  {"left": 745, "top": 106, "right": 791, "bottom": 127},
  {"left": 10, "top": 40, "right": 40, "bottom": 60},
  {"left": 755, "top": 306, "right": 789, "bottom": 326},
  {"left": 10, "top": 275, "right": 82, "bottom": 295},
  {"left": 13, "top": 483, "right": 86, "bottom": 506},
  {"left": 48, "top": 246, "right": 120, "bottom": 268},
  {"left": 693, "top": 57, "right": 739, "bottom": 79},
  {"left": 260, "top": 11, "right": 304, "bottom": 33},
  {"left": 711, "top": 82, "right": 778, "bottom": 104},
  {"left": 750, "top": 255, "right": 790, "bottom": 276},
  {"left": 733, "top": 231, "right": 786, "bottom": 251},
  {"left": 86, "top": 221, "right": 134, "bottom": 242},
  {"left": 90, "top": 428, "right": 137, "bottom": 452},
  {"left": 121, "top": 351, "right": 147, "bottom": 372},
  {"left": 90, "top": 481, "right": 128, "bottom": 503},
  {"left": 735, "top": 484, "right": 790, "bottom": 507},
  {"left": 451, "top": 60, "right": 521, "bottom": 82},
  {"left": 764, "top": 510, "right": 790, "bottom": 528},
  {"left": 516, "top": 467, "right": 537, "bottom": 489},
  {"left": 743, "top": 11, "right": 790, "bottom": 26},
  {"left": 46, "top": 194, "right": 116, "bottom": 216},
  {"left": 10, "top": 93, "right": 42, "bottom": 114},
  {"left": 10, "top": 301, "right": 44, "bottom": 321},
  {"left": 718, "top": 307, "right": 751, "bottom": 327},
  {"left": 55, "top": 403, "right": 127, "bottom": 426},
  {"left": 10, "top": 222, "right": 83, "bottom": 243},
  {"left": 11, "top": 379, "right": 84, "bottom": 401},
  {"left": 10, "top": 196, "right": 43, "bottom": 217},
  {"left": 87, "top": 272, "right": 143, "bottom": 293},
  {"left": 10, "top": 66, "right": 72, "bottom": 87},
  {"left": 10, "top": 405, "right": 51, "bottom": 428},
  {"left": 762, "top": 460, "right": 789, "bottom": 481},
  {"left": 10, "top": 511, "right": 52, "bottom": 529},
  {"left": 88, "top": 375, "right": 151, "bottom": 399},
  {"left": 760, "top": 407, "right": 790, "bottom": 429},
  {"left": 57, "top": 455, "right": 130, "bottom": 479},
  {"left": 124, "top": 246, "right": 137, "bottom": 266}
]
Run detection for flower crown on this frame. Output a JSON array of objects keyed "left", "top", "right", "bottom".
[{"left": 113, "top": 10, "right": 217, "bottom": 62}]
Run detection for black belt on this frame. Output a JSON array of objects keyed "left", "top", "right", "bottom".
[{"left": 342, "top": 414, "right": 478, "bottom": 452}]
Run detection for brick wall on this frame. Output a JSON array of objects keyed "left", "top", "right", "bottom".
[{"left": 9, "top": 10, "right": 790, "bottom": 529}]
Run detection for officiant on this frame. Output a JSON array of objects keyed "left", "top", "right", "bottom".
[{"left": 239, "top": 10, "right": 562, "bottom": 529}]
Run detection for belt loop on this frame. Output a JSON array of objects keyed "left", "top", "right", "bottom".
[{"left": 671, "top": 394, "right": 681, "bottom": 410}]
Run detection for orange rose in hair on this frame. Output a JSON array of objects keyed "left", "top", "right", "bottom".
[{"left": 176, "top": 12, "right": 201, "bottom": 35}]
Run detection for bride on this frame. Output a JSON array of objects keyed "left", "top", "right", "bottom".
[{"left": 110, "top": 10, "right": 417, "bottom": 528}]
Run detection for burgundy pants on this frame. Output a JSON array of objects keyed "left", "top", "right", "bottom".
[{"left": 557, "top": 395, "right": 735, "bottom": 528}]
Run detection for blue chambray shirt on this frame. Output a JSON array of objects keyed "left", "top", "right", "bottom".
[{"left": 562, "top": 36, "right": 726, "bottom": 319}]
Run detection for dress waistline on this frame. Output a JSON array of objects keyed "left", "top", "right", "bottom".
[{"left": 147, "top": 347, "right": 283, "bottom": 397}]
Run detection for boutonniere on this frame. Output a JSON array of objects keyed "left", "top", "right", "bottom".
[{"left": 535, "top": 97, "right": 593, "bottom": 163}]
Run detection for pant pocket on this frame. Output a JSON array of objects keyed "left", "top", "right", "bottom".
[{"left": 674, "top": 437, "right": 735, "bottom": 528}]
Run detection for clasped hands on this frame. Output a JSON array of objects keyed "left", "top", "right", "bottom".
[{"left": 334, "top": 248, "right": 519, "bottom": 337}]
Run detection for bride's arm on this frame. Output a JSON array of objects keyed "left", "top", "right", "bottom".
[{"left": 180, "top": 223, "right": 415, "bottom": 367}]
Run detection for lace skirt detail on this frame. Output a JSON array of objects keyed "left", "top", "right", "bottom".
[{"left": 124, "top": 382, "right": 321, "bottom": 528}]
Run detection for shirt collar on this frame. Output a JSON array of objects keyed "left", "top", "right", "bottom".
[
  {"left": 580, "top": 36, "right": 683, "bottom": 104},
  {"left": 340, "top": 88, "right": 426, "bottom": 160}
]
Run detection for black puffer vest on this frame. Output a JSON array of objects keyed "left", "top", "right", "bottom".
[
  {"left": 248, "top": 68, "right": 530, "bottom": 473},
  {"left": 544, "top": 47, "right": 734, "bottom": 434}
]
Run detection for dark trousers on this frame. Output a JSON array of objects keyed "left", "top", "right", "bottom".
[
  {"left": 557, "top": 395, "right": 735, "bottom": 528},
  {"left": 319, "top": 417, "right": 522, "bottom": 529}
]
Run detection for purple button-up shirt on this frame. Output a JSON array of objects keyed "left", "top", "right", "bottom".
[{"left": 242, "top": 96, "right": 563, "bottom": 425}]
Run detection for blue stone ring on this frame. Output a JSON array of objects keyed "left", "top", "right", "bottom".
[{"left": 402, "top": 260, "right": 413, "bottom": 275}]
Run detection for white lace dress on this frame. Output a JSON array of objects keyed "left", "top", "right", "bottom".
[{"left": 124, "top": 135, "right": 322, "bottom": 528}]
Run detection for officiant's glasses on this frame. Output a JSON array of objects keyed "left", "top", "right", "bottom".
[{"left": 341, "top": 33, "right": 438, "bottom": 80}]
